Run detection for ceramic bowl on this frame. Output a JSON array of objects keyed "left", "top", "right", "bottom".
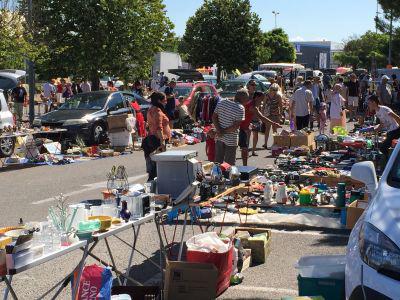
[
  {"left": 75, "top": 230, "right": 93, "bottom": 240},
  {"left": 88, "top": 216, "right": 112, "bottom": 231}
]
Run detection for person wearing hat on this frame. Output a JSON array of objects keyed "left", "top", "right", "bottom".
[{"left": 378, "top": 75, "right": 392, "bottom": 106}]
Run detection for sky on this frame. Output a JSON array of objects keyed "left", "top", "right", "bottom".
[{"left": 163, "top": 0, "right": 379, "bottom": 43}]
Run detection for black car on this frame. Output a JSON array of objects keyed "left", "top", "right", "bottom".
[{"left": 34, "top": 91, "right": 147, "bottom": 144}]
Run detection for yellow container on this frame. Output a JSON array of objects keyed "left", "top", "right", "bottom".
[{"left": 88, "top": 216, "right": 112, "bottom": 231}]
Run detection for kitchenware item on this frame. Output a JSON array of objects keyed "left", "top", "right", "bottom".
[
  {"left": 102, "top": 205, "right": 119, "bottom": 218},
  {"left": 119, "top": 200, "right": 131, "bottom": 222},
  {"left": 88, "top": 216, "right": 112, "bottom": 232},
  {"left": 78, "top": 220, "right": 101, "bottom": 232},
  {"left": 76, "top": 230, "right": 93, "bottom": 241}
]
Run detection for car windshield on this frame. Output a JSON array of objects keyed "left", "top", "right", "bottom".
[
  {"left": 59, "top": 93, "right": 108, "bottom": 110},
  {"left": 217, "top": 81, "right": 245, "bottom": 92},
  {"left": 174, "top": 87, "right": 192, "bottom": 98},
  {"left": 389, "top": 155, "right": 400, "bottom": 188}
]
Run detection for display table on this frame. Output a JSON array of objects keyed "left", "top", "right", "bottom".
[
  {"left": 1, "top": 205, "right": 190, "bottom": 300},
  {"left": 300, "top": 171, "right": 364, "bottom": 188},
  {"left": 2, "top": 240, "right": 88, "bottom": 300}
]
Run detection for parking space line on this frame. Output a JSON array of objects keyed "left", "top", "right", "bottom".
[
  {"left": 228, "top": 285, "right": 297, "bottom": 295},
  {"left": 32, "top": 174, "right": 147, "bottom": 205}
]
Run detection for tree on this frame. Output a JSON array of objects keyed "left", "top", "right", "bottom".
[
  {"left": 20, "top": 0, "right": 173, "bottom": 89},
  {"left": 180, "top": 0, "right": 261, "bottom": 80},
  {"left": 257, "top": 28, "right": 296, "bottom": 65},
  {"left": 0, "top": 1, "right": 38, "bottom": 70},
  {"left": 335, "top": 31, "right": 390, "bottom": 69}
]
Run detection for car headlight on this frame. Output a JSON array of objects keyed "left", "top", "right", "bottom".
[
  {"left": 33, "top": 119, "right": 41, "bottom": 126},
  {"left": 62, "top": 119, "right": 88, "bottom": 126},
  {"left": 359, "top": 222, "right": 400, "bottom": 280}
]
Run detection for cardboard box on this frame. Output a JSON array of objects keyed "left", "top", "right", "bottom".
[
  {"left": 290, "top": 132, "right": 315, "bottom": 148},
  {"left": 273, "top": 134, "right": 291, "bottom": 147},
  {"left": 164, "top": 260, "right": 217, "bottom": 300},
  {"left": 346, "top": 200, "right": 368, "bottom": 229},
  {"left": 234, "top": 227, "right": 272, "bottom": 264},
  {"left": 107, "top": 113, "right": 128, "bottom": 131}
]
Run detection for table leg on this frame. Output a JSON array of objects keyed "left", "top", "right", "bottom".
[
  {"left": 123, "top": 224, "right": 140, "bottom": 286},
  {"left": 177, "top": 208, "right": 189, "bottom": 261},
  {"left": 71, "top": 242, "right": 89, "bottom": 300},
  {"left": 104, "top": 238, "right": 122, "bottom": 286},
  {"left": 2, "top": 276, "right": 17, "bottom": 300},
  {"left": 154, "top": 215, "right": 169, "bottom": 288}
]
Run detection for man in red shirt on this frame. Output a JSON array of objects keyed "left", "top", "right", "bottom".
[{"left": 239, "top": 91, "right": 281, "bottom": 166}]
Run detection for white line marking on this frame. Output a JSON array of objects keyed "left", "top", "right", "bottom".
[
  {"left": 32, "top": 174, "right": 147, "bottom": 205},
  {"left": 228, "top": 285, "right": 297, "bottom": 295}
]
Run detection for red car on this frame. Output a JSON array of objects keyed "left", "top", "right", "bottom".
[
  {"left": 168, "top": 69, "right": 219, "bottom": 106},
  {"left": 175, "top": 82, "right": 219, "bottom": 106}
]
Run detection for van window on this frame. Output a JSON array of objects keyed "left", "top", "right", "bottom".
[{"left": 388, "top": 154, "right": 400, "bottom": 188}]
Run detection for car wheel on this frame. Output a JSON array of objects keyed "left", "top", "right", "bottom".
[
  {"left": 92, "top": 122, "right": 106, "bottom": 145},
  {"left": 0, "top": 137, "right": 15, "bottom": 157}
]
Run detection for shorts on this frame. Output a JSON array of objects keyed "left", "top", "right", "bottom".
[
  {"left": 215, "top": 140, "right": 237, "bottom": 165},
  {"left": 238, "top": 129, "right": 250, "bottom": 149},
  {"left": 251, "top": 120, "right": 262, "bottom": 132},
  {"left": 348, "top": 96, "right": 359, "bottom": 107}
]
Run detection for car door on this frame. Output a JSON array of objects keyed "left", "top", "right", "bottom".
[{"left": 107, "top": 92, "right": 131, "bottom": 115}]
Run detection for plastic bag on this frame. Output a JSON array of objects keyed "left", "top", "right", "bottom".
[
  {"left": 73, "top": 264, "right": 113, "bottom": 300},
  {"left": 186, "top": 232, "right": 230, "bottom": 253}
]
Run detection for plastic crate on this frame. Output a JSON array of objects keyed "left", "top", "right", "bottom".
[{"left": 298, "top": 275, "right": 345, "bottom": 300}]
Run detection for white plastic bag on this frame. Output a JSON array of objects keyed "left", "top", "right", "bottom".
[{"left": 186, "top": 232, "right": 230, "bottom": 253}]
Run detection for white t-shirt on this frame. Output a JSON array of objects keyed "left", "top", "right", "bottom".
[
  {"left": 214, "top": 99, "right": 245, "bottom": 146},
  {"left": 43, "top": 82, "right": 55, "bottom": 98},
  {"left": 330, "top": 93, "right": 345, "bottom": 119},
  {"left": 376, "top": 105, "right": 399, "bottom": 132}
]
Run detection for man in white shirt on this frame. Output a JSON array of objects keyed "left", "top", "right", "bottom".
[
  {"left": 291, "top": 80, "right": 314, "bottom": 130},
  {"left": 80, "top": 79, "right": 91, "bottom": 93},
  {"left": 42, "top": 80, "right": 56, "bottom": 113}
]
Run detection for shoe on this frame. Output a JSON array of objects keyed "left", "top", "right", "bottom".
[
  {"left": 262, "top": 144, "right": 268, "bottom": 149},
  {"left": 252, "top": 152, "right": 258, "bottom": 156}
]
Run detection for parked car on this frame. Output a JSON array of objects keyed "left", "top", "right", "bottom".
[
  {"left": 203, "top": 75, "right": 218, "bottom": 86},
  {"left": 216, "top": 78, "right": 268, "bottom": 99},
  {"left": 174, "top": 81, "right": 219, "bottom": 107},
  {"left": 168, "top": 69, "right": 204, "bottom": 82},
  {"left": 346, "top": 148, "right": 400, "bottom": 299},
  {"left": 33, "top": 91, "right": 136, "bottom": 145},
  {"left": 0, "top": 70, "right": 26, "bottom": 157},
  {"left": 246, "top": 70, "right": 277, "bottom": 79}
]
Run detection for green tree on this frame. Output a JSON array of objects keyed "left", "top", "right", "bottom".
[
  {"left": 335, "top": 31, "right": 389, "bottom": 69},
  {"left": 180, "top": 0, "right": 261, "bottom": 80},
  {"left": 20, "top": 0, "right": 173, "bottom": 89},
  {"left": 0, "top": 2, "right": 38, "bottom": 70},
  {"left": 258, "top": 28, "right": 296, "bottom": 64}
]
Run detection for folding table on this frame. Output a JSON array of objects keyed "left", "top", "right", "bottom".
[{"left": 2, "top": 240, "right": 88, "bottom": 300}]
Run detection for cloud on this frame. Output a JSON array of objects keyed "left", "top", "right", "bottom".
[{"left": 290, "top": 36, "right": 305, "bottom": 42}]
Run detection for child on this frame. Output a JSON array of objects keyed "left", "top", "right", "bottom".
[{"left": 319, "top": 102, "right": 327, "bottom": 134}]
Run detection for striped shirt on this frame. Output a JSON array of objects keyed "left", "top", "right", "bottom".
[{"left": 214, "top": 99, "right": 245, "bottom": 146}]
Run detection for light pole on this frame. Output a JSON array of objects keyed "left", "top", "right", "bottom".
[{"left": 272, "top": 10, "right": 280, "bottom": 29}]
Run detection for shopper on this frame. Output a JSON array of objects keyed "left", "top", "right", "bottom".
[
  {"left": 250, "top": 93, "right": 263, "bottom": 156},
  {"left": 368, "top": 94, "right": 400, "bottom": 159},
  {"left": 42, "top": 79, "right": 56, "bottom": 113},
  {"left": 263, "top": 83, "right": 283, "bottom": 148},
  {"left": 80, "top": 79, "right": 91, "bottom": 93},
  {"left": 63, "top": 83, "right": 74, "bottom": 99},
  {"left": 11, "top": 81, "right": 27, "bottom": 125},
  {"left": 130, "top": 98, "right": 146, "bottom": 138},
  {"left": 345, "top": 73, "right": 360, "bottom": 121},
  {"left": 310, "top": 77, "right": 325, "bottom": 130},
  {"left": 144, "top": 92, "right": 171, "bottom": 180},
  {"left": 240, "top": 91, "right": 281, "bottom": 166},
  {"left": 107, "top": 81, "right": 118, "bottom": 92},
  {"left": 133, "top": 80, "right": 144, "bottom": 97},
  {"left": 290, "top": 80, "right": 314, "bottom": 131},
  {"left": 329, "top": 84, "right": 346, "bottom": 132},
  {"left": 377, "top": 75, "right": 392, "bottom": 106},
  {"left": 212, "top": 89, "right": 246, "bottom": 165},
  {"left": 164, "top": 80, "right": 177, "bottom": 128}
]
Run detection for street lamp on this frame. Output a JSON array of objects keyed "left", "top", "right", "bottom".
[{"left": 272, "top": 10, "right": 280, "bottom": 29}]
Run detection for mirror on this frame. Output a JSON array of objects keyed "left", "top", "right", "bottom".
[
  {"left": 106, "top": 108, "right": 111, "bottom": 115},
  {"left": 351, "top": 161, "right": 378, "bottom": 195}
]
